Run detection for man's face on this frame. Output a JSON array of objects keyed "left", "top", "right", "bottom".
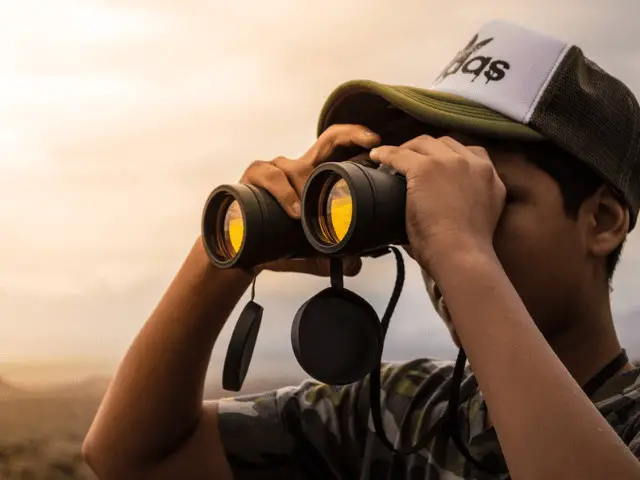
[
  {"left": 422, "top": 136, "right": 589, "bottom": 342},
  {"left": 422, "top": 267, "right": 461, "bottom": 347}
]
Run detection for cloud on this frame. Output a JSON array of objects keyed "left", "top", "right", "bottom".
[
  {"left": 0, "top": 1, "right": 170, "bottom": 49},
  {"left": 2, "top": 0, "right": 640, "bottom": 366}
]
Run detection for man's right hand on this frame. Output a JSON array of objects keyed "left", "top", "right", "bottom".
[{"left": 238, "top": 123, "right": 381, "bottom": 277}]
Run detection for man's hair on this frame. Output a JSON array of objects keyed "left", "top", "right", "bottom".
[{"left": 512, "top": 142, "right": 626, "bottom": 281}]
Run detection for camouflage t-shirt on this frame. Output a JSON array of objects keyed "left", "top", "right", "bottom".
[{"left": 217, "top": 358, "right": 640, "bottom": 479}]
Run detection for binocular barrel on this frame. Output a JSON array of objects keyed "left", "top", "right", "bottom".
[
  {"left": 301, "top": 160, "right": 408, "bottom": 255},
  {"left": 201, "top": 153, "right": 409, "bottom": 269},
  {"left": 201, "top": 184, "right": 311, "bottom": 269}
]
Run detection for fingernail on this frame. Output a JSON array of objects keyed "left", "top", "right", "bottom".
[
  {"left": 363, "top": 129, "right": 380, "bottom": 142},
  {"left": 369, "top": 147, "right": 379, "bottom": 160},
  {"left": 292, "top": 201, "right": 301, "bottom": 217}
]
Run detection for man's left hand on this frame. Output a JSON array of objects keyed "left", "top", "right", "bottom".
[{"left": 369, "top": 135, "right": 506, "bottom": 272}]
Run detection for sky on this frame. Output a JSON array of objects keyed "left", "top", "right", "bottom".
[{"left": 1, "top": 0, "right": 640, "bottom": 385}]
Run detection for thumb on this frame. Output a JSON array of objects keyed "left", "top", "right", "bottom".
[
  {"left": 343, "top": 256, "right": 363, "bottom": 276},
  {"left": 305, "top": 256, "right": 362, "bottom": 277}
]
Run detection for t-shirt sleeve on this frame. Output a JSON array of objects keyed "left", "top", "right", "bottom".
[
  {"left": 626, "top": 413, "right": 640, "bottom": 458},
  {"left": 216, "top": 377, "right": 371, "bottom": 478},
  {"left": 215, "top": 358, "right": 456, "bottom": 478}
]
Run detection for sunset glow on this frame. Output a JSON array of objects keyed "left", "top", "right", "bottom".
[{"left": 0, "top": 0, "right": 639, "bottom": 381}]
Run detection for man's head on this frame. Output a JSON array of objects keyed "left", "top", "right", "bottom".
[
  {"left": 316, "top": 18, "right": 640, "bottom": 344},
  {"left": 418, "top": 135, "right": 629, "bottom": 341}
]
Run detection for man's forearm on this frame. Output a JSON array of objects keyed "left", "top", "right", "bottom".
[
  {"left": 83, "top": 237, "right": 254, "bottom": 475},
  {"left": 428, "top": 242, "right": 640, "bottom": 480}
]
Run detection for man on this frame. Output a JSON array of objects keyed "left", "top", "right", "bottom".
[{"left": 82, "top": 19, "right": 640, "bottom": 479}]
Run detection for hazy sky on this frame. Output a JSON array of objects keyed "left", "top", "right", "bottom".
[{"left": 1, "top": 0, "right": 640, "bottom": 383}]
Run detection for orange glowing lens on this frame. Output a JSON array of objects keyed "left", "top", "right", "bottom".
[
  {"left": 220, "top": 200, "right": 244, "bottom": 258},
  {"left": 325, "top": 178, "right": 352, "bottom": 244}
]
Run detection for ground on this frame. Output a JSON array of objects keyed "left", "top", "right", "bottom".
[
  {"left": 0, "top": 376, "right": 295, "bottom": 480},
  {"left": 0, "top": 394, "right": 99, "bottom": 480}
]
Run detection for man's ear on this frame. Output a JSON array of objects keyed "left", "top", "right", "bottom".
[{"left": 580, "top": 185, "right": 628, "bottom": 259}]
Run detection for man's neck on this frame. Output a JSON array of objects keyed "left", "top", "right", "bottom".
[
  {"left": 484, "top": 298, "right": 631, "bottom": 430},
  {"left": 548, "top": 306, "right": 630, "bottom": 389}
]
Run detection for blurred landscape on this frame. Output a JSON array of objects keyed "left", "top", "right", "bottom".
[
  {"left": 0, "top": 376, "right": 106, "bottom": 480},
  {"left": 0, "top": 343, "right": 638, "bottom": 479},
  {"left": 0, "top": 371, "right": 309, "bottom": 480}
]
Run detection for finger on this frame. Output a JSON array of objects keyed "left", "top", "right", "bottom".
[
  {"left": 343, "top": 256, "right": 363, "bottom": 276},
  {"left": 437, "top": 136, "right": 491, "bottom": 161},
  {"left": 262, "top": 258, "right": 325, "bottom": 275},
  {"left": 400, "top": 135, "right": 491, "bottom": 164},
  {"left": 262, "top": 256, "right": 362, "bottom": 277},
  {"left": 368, "top": 145, "right": 427, "bottom": 177},
  {"left": 301, "top": 124, "right": 381, "bottom": 167},
  {"left": 272, "top": 156, "right": 314, "bottom": 197},
  {"left": 242, "top": 160, "right": 301, "bottom": 218},
  {"left": 296, "top": 256, "right": 362, "bottom": 277},
  {"left": 401, "top": 244, "right": 414, "bottom": 259},
  {"left": 467, "top": 145, "right": 491, "bottom": 160},
  {"left": 400, "top": 134, "right": 454, "bottom": 158}
]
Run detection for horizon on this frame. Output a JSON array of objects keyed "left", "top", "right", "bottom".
[{"left": 1, "top": 0, "right": 640, "bottom": 387}]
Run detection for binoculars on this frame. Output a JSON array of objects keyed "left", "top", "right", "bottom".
[{"left": 201, "top": 152, "right": 409, "bottom": 269}]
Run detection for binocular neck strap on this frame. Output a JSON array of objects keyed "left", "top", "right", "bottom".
[{"left": 330, "top": 257, "right": 344, "bottom": 289}]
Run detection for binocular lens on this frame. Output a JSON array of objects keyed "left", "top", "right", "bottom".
[
  {"left": 302, "top": 158, "right": 408, "bottom": 256},
  {"left": 320, "top": 177, "right": 353, "bottom": 246},
  {"left": 202, "top": 184, "right": 312, "bottom": 269},
  {"left": 218, "top": 198, "right": 244, "bottom": 260}
]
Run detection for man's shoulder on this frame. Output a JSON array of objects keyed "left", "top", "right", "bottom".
[
  {"left": 215, "top": 357, "right": 462, "bottom": 475},
  {"left": 382, "top": 356, "right": 460, "bottom": 379},
  {"left": 378, "top": 356, "right": 462, "bottom": 398},
  {"left": 215, "top": 356, "right": 461, "bottom": 423},
  {"left": 374, "top": 357, "right": 466, "bottom": 439},
  {"left": 598, "top": 366, "right": 640, "bottom": 450}
]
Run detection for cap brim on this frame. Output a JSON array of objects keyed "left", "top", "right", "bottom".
[{"left": 317, "top": 79, "right": 545, "bottom": 142}]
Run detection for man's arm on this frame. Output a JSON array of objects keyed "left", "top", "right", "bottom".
[
  {"left": 371, "top": 133, "right": 640, "bottom": 479},
  {"left": 81, "top": 238, "right": 370, "bottom": 480},
  {"left": 429, "top": 241, "right": 640, "bottom": 480},
  {"left": 82, "top": 124, "right": 381, "bottom": 480},
  {"left": 82, "top": 237, "right": 251, "bottom": 480}
]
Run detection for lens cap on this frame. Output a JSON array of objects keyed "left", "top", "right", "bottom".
[
  {"left": 222, "top": 300, "right": 264, "bottom": 391},
  {"left": 291, "top": 287, "right": 382, "bottom": 385}
]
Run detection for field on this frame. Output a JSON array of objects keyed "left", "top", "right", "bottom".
[
  {"left": 0, "top": 376, "right": 296, "bottom": 480},
  {"left": 0, "top": 393, "right": 100, "bottom": 480}
]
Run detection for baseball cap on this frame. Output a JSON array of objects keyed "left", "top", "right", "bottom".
[{"left": 316, "top": 19, "right": 640, "bottom": 230}]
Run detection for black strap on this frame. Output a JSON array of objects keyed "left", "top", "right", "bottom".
[
  {"left": 249, "top": 275, "right": 257, "bottom": 301},
  {"left": 330, "top": 257, "right": 344, "bottom": 289},
  {"left": 370, "top": 248, "right": 478, "bottom": 454},
  {"left": 446, "top": 348, "right": 630, "bottom": 474},
  {"left": 371, "top": 247, "right": 434, "bottom": 454},
  {"left": 446, "top": 350, "right": 503, "bottom": 474},
  {"left": 583, "top": 349, "right": 629, "bottom": 397},
  {"left": 368, "top": 247, "right": 630, "bottom": 476}
]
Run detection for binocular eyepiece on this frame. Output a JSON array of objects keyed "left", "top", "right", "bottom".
[{"left": 201, "top": 152, "right": 409, "bottom": 268}]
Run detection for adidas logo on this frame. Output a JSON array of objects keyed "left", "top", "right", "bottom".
[{"left": 433, "top": 34, "right": 510, "bottom": 85}]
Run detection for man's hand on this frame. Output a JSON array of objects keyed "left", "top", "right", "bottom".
[
  {"left": 373, "top": 135, "right": 640, "bottom": 480},
  {"left": 369, "top": 135, "right": 505, "bottom": 272},
  {"left": 240, "top": 124, "right": 380, "bottom": 277}
]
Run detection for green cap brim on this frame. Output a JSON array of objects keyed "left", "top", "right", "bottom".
[{"left": 317, "top": 79, "right": 545, "bottom": 142}]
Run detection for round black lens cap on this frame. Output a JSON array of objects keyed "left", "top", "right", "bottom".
[{"left": 291, "top": 287, "right": 382, "bottom": 385}]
